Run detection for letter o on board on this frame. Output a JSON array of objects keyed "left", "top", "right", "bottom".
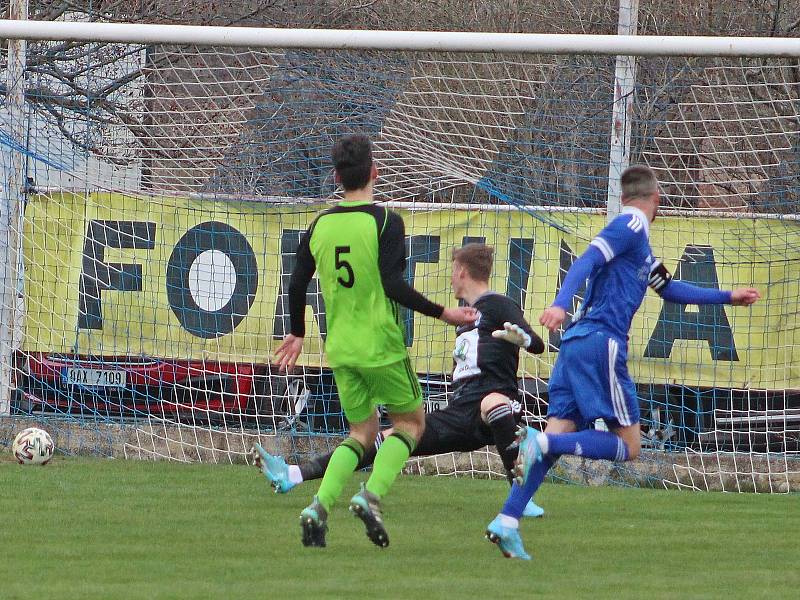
[{"left": 166, "top": 221, "right": 258, "bottom": 338}]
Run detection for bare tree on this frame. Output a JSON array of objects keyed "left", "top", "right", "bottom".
[{"left": 3, "top": 0, "right": 800, "bottom": 208}]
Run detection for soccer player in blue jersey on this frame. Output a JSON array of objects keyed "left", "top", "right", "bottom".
[{"left": 485, "top": 165, "right": 761, "bottom": 559}]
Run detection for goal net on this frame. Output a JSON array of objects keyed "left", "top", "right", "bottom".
[{"left": 1, "top": 22, "right": 798, "bottom": 493}]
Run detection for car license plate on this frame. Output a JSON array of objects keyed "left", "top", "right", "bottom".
[{"left": 63, "top": 367, "right": 126, "bottom": 388}]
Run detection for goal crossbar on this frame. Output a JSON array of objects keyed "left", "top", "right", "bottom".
[{"left": 2, "top": 20, "right": 800, "bottom": 57}]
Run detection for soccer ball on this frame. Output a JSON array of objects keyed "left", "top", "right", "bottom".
[{"left": 12, "top": 427, "right": 55, "bottom": 465}]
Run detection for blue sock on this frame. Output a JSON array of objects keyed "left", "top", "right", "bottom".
[
  {"left": 545, "top": 430, "right": 628, "bottom": 462},
  {"left": 500, "top": 455, "right": 556, "bottom": 520}
]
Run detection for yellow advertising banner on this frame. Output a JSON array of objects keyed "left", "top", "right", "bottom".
[{"left": 22, "top": 192, "right": 800, "bottom": 389}]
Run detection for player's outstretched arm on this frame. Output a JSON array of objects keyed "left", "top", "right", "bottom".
[
  {"left": 539, "top": 245, "right": 606, "bottom": 332},
  {"left": 440, "top": 306, "right": 479, "bottom": 326},
  {"left": 378, "top": 210, "right": 476, "bottom": 326},
  {"left": 730, "top": 287, "right": 761, "bottom": 305},
  {"left": 539, "top": 306, "right": 566, "bottom": 333},
  {"left": 275, "top": 334, "right": 304, "bottom": 372},
  {"left": 491, "top": 300, "right": 545, "bottom": 353},
  {"left": 547, "top": 210, "right": 643, "bottom": 322},
  {"left": 491, "top": 322, "right": 545, "bottom": 353},
  {"left": 276, "top": 228, "right": 315, "bottom": 372},
  {"left": 649, "top": 259, "right": 761, "bottom": 306},
  {"left": 492, "top": 322, "right": 531, "bottom": 348}
]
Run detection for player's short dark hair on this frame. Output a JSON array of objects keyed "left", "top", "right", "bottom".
[
  {"left": 331, "top": 134, "right": 374, "bottom": 191},
  {"left": 621, "top": 165, "right": 659, "bottom": 202},
  {"left": 452, "top": 243, "right": 493, "bottom": 282}
]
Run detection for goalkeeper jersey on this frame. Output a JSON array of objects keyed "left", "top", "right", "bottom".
[
  {"left": 287, "top": 200, "right": 443, "bottom": 368},
  {"left": 452, "top": 291, "right": 545, "bottom": 398}
]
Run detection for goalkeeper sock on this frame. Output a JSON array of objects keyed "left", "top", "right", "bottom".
[
  {"left": 299, "top": 454, "right": 330, "bottom": 482},
  {"left": 484, "top": 403, "right": 519, "bottom": 479},
  {"left": 299, "top": 432, "right": 383, "bottom": 481},
  {"left": 316, "top": 437, "right": 365, "bottom": 511},
  {"left": 365, "top": 431, "right": 416, "bottom": 498},
  {"left": 287, "top": 465, "right": 303, "bottom": 485},
  {"left": 500, "top": 454, "right": 557, "bottom": 520},
  {"left": 544, "top": 430, "right": 629, "bottom": 462}
]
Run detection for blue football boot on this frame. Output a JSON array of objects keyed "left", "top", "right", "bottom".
[
  {"left": 523, "top": 499, "right": 545, "bottom": 518},
  {"left": 251, "top": 443, "right": 296, "bottom": 493},
  {"left": 485, "top": 516, "right": 531, "bottom": 560},
  {"left": 512, "top": 426, "right": 543, "bottom": 487}
]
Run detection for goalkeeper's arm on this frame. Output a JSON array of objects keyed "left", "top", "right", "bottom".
[{"left": 491, "top": 301, "right": 545, "bottom": 354}]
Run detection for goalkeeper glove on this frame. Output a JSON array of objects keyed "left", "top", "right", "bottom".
[{"left": 491, "top": 321, "right": 532, "bottom": 349}]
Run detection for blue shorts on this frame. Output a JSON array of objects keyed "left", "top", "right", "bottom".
[{"left": 547, "top": 331, "right": 639, "bottom": 430}]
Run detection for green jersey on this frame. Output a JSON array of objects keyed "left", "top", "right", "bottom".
[{"left": 287, "top": 201, "right": 443, "bottom": 368}]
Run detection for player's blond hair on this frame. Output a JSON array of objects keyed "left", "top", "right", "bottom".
[
  {"left": 452, "top": 243, "right": 493, "bottom": 282},
  {"left": 621, "top": 165, "right": 658, "bottom": 202}
]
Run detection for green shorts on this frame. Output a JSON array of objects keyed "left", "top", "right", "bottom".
[{"left": 333, "top": 356, "right": 423, "bottom": 424}]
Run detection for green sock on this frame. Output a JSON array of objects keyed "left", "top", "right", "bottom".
[
  {"left": 365, "top": 431, "right": 416, "bottom": 498},
  {"left": 316, "top": 438, "right": 364, "bottom": 511}
]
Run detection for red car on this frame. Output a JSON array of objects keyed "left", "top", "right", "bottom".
[{"left": 16, "top": 352, "right": 262, "bottom": 422}]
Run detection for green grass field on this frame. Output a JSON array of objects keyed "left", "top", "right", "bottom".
[{"left": 0, "top": 457, "right": 797, "bottom": 600}]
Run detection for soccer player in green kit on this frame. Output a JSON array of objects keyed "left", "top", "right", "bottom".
[{"left": 274, "top": 134, "right": 477, "bottom": 548}]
